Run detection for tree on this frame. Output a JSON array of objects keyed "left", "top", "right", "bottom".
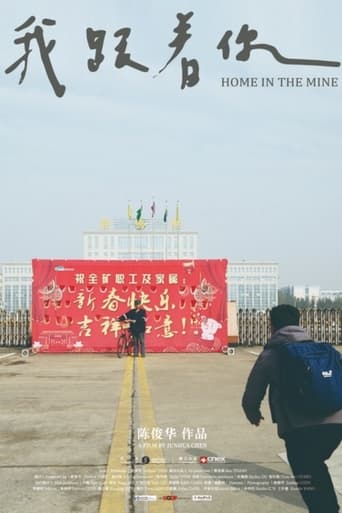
[{"left": 278, "top": 290, "right": 296, "bottom": 306}]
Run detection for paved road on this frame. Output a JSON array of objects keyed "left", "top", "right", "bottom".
[{"left": 0, "top": 347, "right": 341, "bottom": 513}]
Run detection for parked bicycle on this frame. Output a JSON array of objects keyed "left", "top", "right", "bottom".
[{"left": 116, "top": 321, "right": 135, "bottom": 358}]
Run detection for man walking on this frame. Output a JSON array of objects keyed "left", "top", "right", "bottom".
[
  {"left": 118, "top": 299, "right": 147, "bottom": 357},
  {"left": 242, "top": 304, "right": 342, "bottom": 513}
]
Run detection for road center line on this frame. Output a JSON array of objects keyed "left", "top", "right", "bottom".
[
  {"left": 99, "top": 357, "right": 134, "bottom": 513},
  {"left": 136, "top": 358, "right": 174, "bottom": 513}
]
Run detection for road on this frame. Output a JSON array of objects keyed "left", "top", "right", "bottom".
[{"left": 0, "top": 347, "right": 341, "bottom": 513}]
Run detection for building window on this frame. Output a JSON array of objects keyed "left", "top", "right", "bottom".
[
  {"left": 118, "top": 236, "right": 128, "bottom": 250},
  {"left": 154, "top": 236, "right": 164, "bottom": 250}
]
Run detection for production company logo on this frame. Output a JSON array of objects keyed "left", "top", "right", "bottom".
[{"left": 199, "top": 455, "right": 226, "bottom": 464}]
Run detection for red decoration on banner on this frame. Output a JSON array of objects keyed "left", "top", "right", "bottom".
[{"left": 31, "top": 259, "right": 227, "bottom": 353}]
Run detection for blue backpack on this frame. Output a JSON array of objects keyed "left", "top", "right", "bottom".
[{"left": 275, "top": 341, "right": 342, "bottom": 417}]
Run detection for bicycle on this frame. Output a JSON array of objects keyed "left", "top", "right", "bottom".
[{"left": 116, "top": 321, "right": 135, "bottom": 358}]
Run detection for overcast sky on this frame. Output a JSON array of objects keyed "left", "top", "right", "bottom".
[{"left": 0, "top": 1, "right": 341, "bottom": 288}]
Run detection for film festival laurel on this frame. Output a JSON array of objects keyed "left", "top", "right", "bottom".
[{"left": 220, "top": 76, "right": 339, "bottom": 88}]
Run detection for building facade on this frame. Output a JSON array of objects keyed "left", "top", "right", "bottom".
[
  {"left": 281, "top": 285, "right": 320, "bottom": 304},
  {"left": 320, "top": 289, "right": 342, "bottom": 301},
  {"left": 0, "top": 263, "right": 32, "bottom": 312},
  {"left": 0, "top": 273, "right": 3, "bottom": 309},
  {"left": 293, "top": 285, "right": 320, "bottom": 303},
  {"left": 83, "top": 219, "right": 198, "bottom": 260},
  {"left": 228, "top": 261, "right": 279, "bottom": 310}
]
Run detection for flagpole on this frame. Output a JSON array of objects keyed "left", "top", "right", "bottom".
[
  {"left": 151, "top": 197, "right": 155, "bottom": 233},
  {"left": 151, "top": 197, "right": 155, "bottom": 259},
  {"left": 139, "top": 200, "right": 143, "bottom": 259},
  {"left": 163, "top": 200, "right": 168, "bottom": 259},
  {"left": 176, "top": 200, "right": 180, "bottom": 258}
]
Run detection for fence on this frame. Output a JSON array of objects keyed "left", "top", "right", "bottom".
[
  {"left": 238, "top": 308, "right": 342, "bottom": 346},
  {"left": 0, "top": 310, "right": 31, "bottom": 347},
  {"left": 1, "top": 309, "right": 342, "bottom": 348}
]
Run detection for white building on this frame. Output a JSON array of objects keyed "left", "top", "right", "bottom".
[
  {"left": 289, "top": 285, "right": 320, "bottom": 304},
  {"left": 228, "top": 261, "right": 279, "bottom": 310},
  {"left": 319, "top": 289, "right": 342, "bottom": 301},
  {"left": 83, "top": 218, "right": 198, "bottom": 260},
  {"left": 0, "top": 263, "right": 32, "bottom": 312}
]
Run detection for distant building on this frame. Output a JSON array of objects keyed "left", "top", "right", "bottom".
[
  {"left": 0, "top": 263, "right": 32, "bottom": 312},
  {"left": 282, "top": 285, "right": 320, "bottom": 304},
  {"left": 0, "top": 273, "right": 3, "bottom": 309},
  {"left": 83, "top": 217, "right": 198, "bottom": 260},
  {"left": 294, "top": 285, "right": 320, "bottom": 303},
  {"left": 319, "top": 289, "right": 342, "bottom": 301},
  {"left": 228, "top": 261, "right": 279, "bottom": 310}
]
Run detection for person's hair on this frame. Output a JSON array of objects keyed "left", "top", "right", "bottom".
[
  {"left": 134, "top": 299, "right": 141, "bottom": 306},
  {"left": 270, "top": 304, "right": 300, "bottom": 330}
]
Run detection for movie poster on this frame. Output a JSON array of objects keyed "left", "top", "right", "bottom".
[
  {"left": 1, "top": 2, "right": 341, "bottom": 513},
  {"left": 31, "top": 258, "right": 228, "bottom": 353}
]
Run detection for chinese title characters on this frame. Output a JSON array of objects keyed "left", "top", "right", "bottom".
[{"left": 5, "top": 13, "right": 341, "bottom": 97}]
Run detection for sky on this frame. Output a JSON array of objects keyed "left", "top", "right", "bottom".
[{"left": 0, "top": 1, "right": 341, "bottom": 288}]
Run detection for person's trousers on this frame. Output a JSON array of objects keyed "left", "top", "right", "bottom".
[
  {"left": 284, "top": 424, "right": 342, "bottom": 513},
  {"left": 133, "top": 332, "right": 145, "bottom": 356}
]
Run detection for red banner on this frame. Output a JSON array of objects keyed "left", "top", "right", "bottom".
[{"left": 32, "top": 259, "right": 227, "bottom": 353}]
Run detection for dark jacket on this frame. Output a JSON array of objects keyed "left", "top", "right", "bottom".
[
  {"left": 118, "top": 307, "right": 146, "bottom": 336},
  {"left": 242, "top": 325, "right": 342, "bottom": 438}
]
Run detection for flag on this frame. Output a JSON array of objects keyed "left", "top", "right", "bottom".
[
  {"left": 128, "top": 203, "right": 133, "bottom": 220},
  {"left": 163, "top": 208, "right": 168, "bottom": 223},
  {"left": 151, "top": 200, "right": 156, "bottom": 217},
  {"left": 136, "top": 205, "right": 143, "bottom": 221},
  {"left": 175, "top": 201, "right": 180, "bottom": 223},
  {"left": 172, "top": 201, "right": 181, "bottom": 229},
  {"left": 135, "top": 218, "right": 146, "bottom": 230},
  {"left": 100, "top": 218, "right": 111, "bottom": 230}
]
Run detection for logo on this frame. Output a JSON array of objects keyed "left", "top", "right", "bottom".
[
  {"left": 192, "top": 495, "right": 213, "bottom": 501},
  {"left": 162, "top": 495, "right": 177, "bottom": 501},
  {"left": 150, "top": 457, "right": 166, "bottom": 464},
  {"left": 134, "top": 495, "right": 157, "bottom": 502},
  {"left": 322, "top": 370, "right": 333, "bottom": 378},
  {"left": 199, "top": 455, "right": 226, "bottom": 464}
]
